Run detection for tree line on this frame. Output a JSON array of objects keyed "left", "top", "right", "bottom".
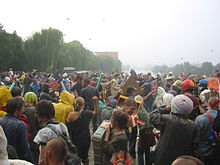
[
  {"left": 0, "top": 24, "right": 122, "bottom": 73},
  {"left": 153, "top": 62, "right": 220, "bottom": 76}
]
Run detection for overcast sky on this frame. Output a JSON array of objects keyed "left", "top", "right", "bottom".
[{"left": 1, "top": 0, "right": 220, "bottom": 67}]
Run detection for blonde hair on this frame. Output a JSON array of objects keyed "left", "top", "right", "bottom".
[{"left": 74, "top": 97, "right": 85, "bottom": 110}]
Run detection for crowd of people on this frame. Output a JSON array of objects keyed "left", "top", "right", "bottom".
[{"left": 0, "top": 68, "right": 220, "bottom": 165}]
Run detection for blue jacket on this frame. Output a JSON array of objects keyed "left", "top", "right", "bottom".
[
  {"left": 62, "top": 78, "right": 71, "bottom": 93},
  {"left": 0, "top": 114, "right": 34, "bottom": 163},
  {"left": 195, "top": 110, "right": 217, "bottom": 157},
  {"left": 30, "top": 81, "right": 41, "bottom": 97}
]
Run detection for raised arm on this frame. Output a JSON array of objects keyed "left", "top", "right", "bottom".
[{"left": 92, "top": 96, "right": 99, "bottom": 116}]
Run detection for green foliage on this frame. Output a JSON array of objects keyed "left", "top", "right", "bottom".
[
  {"left": 153, "top": 62, "right": 217, "bottom": 76},
  {"left": 0, "top": 24, "right": 122, "bottom": 73},
  {"left": 152, "top": 65, "right": 168, "bottom": 73},
  {"left": 0, "top": 25, "right": 25, "bottom": 71},
  {"left": 24, "top": 28, "right": 64, "bottom": 72},
  {"left": 96, "top": 54, "right": 121, "bottom": 73}
]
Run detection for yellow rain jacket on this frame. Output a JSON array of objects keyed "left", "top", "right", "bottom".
[
  {"left": 54, "top": 91, "right": 75, "bottom": 124},
  {"left": 0, "top": 86, "right": 12, "bottom": 117}
]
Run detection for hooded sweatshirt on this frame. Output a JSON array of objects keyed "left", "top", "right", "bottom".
[
  {"left": 54, "top": 91, "right": 75, "bottom": 124},
  {"left": 0, "top": 86, "right": 12, "bottom": 117}
]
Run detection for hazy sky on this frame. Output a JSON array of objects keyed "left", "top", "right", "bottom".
[{"left": 1, "top": 0, "right": 220, "bottom": 66}]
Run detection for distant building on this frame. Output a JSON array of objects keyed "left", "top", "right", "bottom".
[{"left": 95, "top": 52, "right": 118, "bottom": 59}]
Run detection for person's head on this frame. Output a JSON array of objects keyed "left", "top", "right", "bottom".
[
  {"left": 74, "top": 97, "right": 85, "bottom": 110},
  {"left": 24, "top": 92, "right": 38, "bottom": 106},
  {"left": 163, "top": 93, "right": 174, "bottom": 108},
  {"left": 6, "top": 98, "right": 24, "bottom": 117},
  {"left": 83, "top": 78, "right": 90, "bottom": 88},
  {"left": 41, "top": 83, "right": 50, "bottom": 94},
  {"left": 25, "top": 73, "right": 29, "bottom": 78},
  {"left": 112, "top": 111, "right": 128, "bottom": 130},
  {"left": 171, "top": 155, "right": 205, "bottom": 165},
  {"left": 33, "top": 78, "right": 38, "bottom": 84},
  {"left": 50, "top": 82, "right": 60, "bottom": 92},
  {"left": 11, "top": 87, "right": 22, "bottom": 98},
  {"left": 134, "top": 95, "right": 143, "bottom": 110},
  {"left": 122, "top": 98, "right": 138, "bottom": 115},
  {"left": 0, "top": 86, "right": 12, "bottom": 110},
  {"left": 166, "top": 78, "right": 174, "bottom": 84},
  {"left": 45, "top": 137, "right": 68, "bottom": 165},
  {"left": 173, "top": 80, "right": 182, "bottom": 91},
  {"left": 208, "top": 97, "right": 220, "bottom": 110},
  {"left": 198, "top": 79, "right": 208, "bottom": 91},
  {"left": 182, "top": 79, "right": 195, "bottom": 94},
  {"left": 126, "top": 86, "right": 136, "bottom": 96},
  {"left": 165, "top": 83, "right": 172, "bottom": 89},
  {"left": 171, "top": 94, "right": 193, "bottom": 116},
  {"left": 147, "top": 73, "right": 153, "bottom": 81},
  {"left": 90, "top": 81, "right": 97, "bottom": 87},
  {"left": 35, "top": 100, "right": 55, "bottom": 123},
  {"left": 106, "top": 97, "right": 118, "bottom": 108},
  {"left": 76, "top": 76, "right": 82, "bottom": 84}
]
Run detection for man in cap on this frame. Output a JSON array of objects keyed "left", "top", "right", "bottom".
[{"left": 150, "top": 94, "right": 200, "bottom": 165}]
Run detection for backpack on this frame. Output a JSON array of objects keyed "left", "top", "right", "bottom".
[
  {"left": 207, "top": 112, "right": 219, "bottom": 146},
  {"left": 47, "top": 123, "right": 81, "bottom": 165}
]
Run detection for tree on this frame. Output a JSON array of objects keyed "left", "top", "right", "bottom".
[
  {"left": 0, "top": 24, "right": 25, "bottom": 71},
  {"left": 200, "top": 62, "right": 214, "bottom": 76},
  {"left": 24, "top": 28, "right": 64, "bottom": 72}
]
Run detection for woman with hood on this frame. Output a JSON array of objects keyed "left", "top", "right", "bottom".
[
  {"left": 0, "top": 86, "right": 12, "bottom": 117},
  {"left": 152, "top": 87, "right": 166, "bottom": 111},
  {"left": 54, "top": 91, "right": 75, "bottom": 124}
]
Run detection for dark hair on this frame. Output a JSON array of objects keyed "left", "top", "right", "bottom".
[
  {"left": 41, "top": 83, "right": 50, "bottom": 93},
  {"left": 165, "top": 83, "right": 171, "bottom": 89},
  {"left": 6, "top": 98, "right": 24, "bottom": 114},
  {"left": 35, "top": 100, "right": 55, "bottom": 120},
  {"left": 112, "top": 111, "right": 128, "bottom": 130},
  {"left": 11, "top": 87, "right": 22, "bottom": 97},
  {"left": 83, "top": 78, "right": 90, "bottom": 85},
  {"left": 183, "top": 88, "right": 194, "bottom": 94},
  {"left": 126, "top": 86, "right": 136, "bottom": 95},
  {"left": 123, "top": 98, "right": 137, "bottom": 108}
]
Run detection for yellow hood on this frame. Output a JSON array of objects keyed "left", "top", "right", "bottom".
[
  {"left": 59, "top": 91, "right": 75, "bottom": 106},
  {"left": 0, "top": 86, "right": 12, "bottom": 110}
]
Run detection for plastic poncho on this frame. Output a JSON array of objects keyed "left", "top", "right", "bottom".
[
  {"left": 0, "top": 86, "right": 12, "bottom": 117},
  {"left": 153, "top": 87, "right": 166, "bottom": 106},
  {"left": 54, "top": 91, "right": 75, "bottom": 124}
]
